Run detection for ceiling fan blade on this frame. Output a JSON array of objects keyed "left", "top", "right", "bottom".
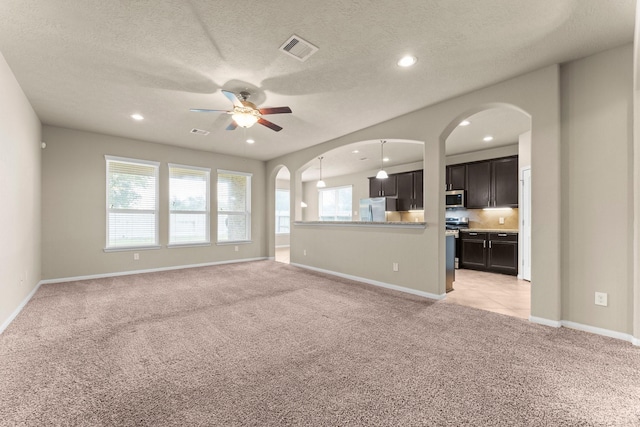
[
  {"left": 258, "top": 117, "right": 283, "bottom": 132},
  {"left": 226, "top": 121, "right": 238, "bottom": 131},
  {"left": 190, "top": 108, "right": 229, "bottom": 113},
  {"left": 259, "top": 106, "right": 292, "bottom": 115},
  {"left": 222, "top": 90, "right": 243, "bottom": 108}
]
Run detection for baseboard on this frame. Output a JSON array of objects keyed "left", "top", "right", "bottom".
[
  {"left": 529, "top": 316, "right": 638, "bottom": 346},
  {"left": 561, "top": 320, "right": 636, "bottom": 344},
  {"left": 39, "top": 257, "right": 269, "bottom": 285},
  {"left": 291, "top": 262, "right": 446, "bottom": 301},
  {"left": 0, "top": 281, "right": 44, "bottom": 335},
  {"left": 529, "top": 316, "right": 562, "bottom": 328}
]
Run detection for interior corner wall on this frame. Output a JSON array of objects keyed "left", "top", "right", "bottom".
[
  {"left": 41, "top": 126, "right": 267, "bottom": 280},
  {"left": 0, "top": 52, "right": 42, "bottom": 331},
  {"left": 560, "top": 43, "right": 634, "bottom": 334}
]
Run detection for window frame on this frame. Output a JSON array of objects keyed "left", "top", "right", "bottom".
[
  {"left": 104, "top": 155, "right": 160, "bottom": 252},
  {"left": 167, "top": 163, "right": 211, "bottom": 248},
  {"left": 318, "top": 185, "right": 353, "bottom": 221},
  {"left": 216, "top": 169, "right": 252, "bottom": 244}
]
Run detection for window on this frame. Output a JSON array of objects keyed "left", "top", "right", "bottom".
[
  {"left": 169, "top": 164, "right": 210, "bottom": 246},
  {"left": 105, "top": 156, "right": 159, "bottom": 250},
  {"left": 217, "top": 170, "right": 251, "bottom": 243},
  {"left": 318, "top": 185, "right": 352, "bottom": 221},
  {"left": 275, "top": 189, "right": 290, "bottom": 234}
]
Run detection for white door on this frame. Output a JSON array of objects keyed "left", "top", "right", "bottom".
[{"left": 522, "top": 167, "right": 532, "bottom": 281}]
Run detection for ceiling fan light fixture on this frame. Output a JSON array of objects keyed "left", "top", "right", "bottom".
[{"left": 232, "top": 111, "right": 259, "bottom": 128}]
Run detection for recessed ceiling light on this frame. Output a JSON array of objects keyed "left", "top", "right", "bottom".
[
  {"left": 397, "top": 55, "right": 417, "bottom": 67},
  {"left": 352, "top": 150, "right": 360, "bottom": 154},
  {"left": 383, "top": 157, "right": 390, "bottom": 162},
  {"left": 246, "top": 139, "right": 255, "bottom": 144},
  {"left": 459, "top": 120, "right": 470, "bottom": 126},
  {"left": 483, "top": 136, "right": 494, "bottom": 142},
  {"left": 131, "top": 114, "right": 144, "bottom": 121}
]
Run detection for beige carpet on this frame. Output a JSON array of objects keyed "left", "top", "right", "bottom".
[{"left": 1, "top": 260, "right": 639, "bottom": 426}]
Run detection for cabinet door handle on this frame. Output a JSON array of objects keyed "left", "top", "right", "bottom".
[
  {"left": 498, "top": 233, "right": 507, "bottom": 237},
  {"left": 469, "top": 232, "right": 478, "bottom": 236},
  {"left": 487, "top": 201, "right": 490, "bottom": 207},
  {"left": 483, "top": 241, "right": 486, "bottom": 249},
  {"left": 489, "top": 241, "right": 492, "bottom": 248}
]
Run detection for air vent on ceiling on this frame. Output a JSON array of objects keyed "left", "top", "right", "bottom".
[
  {"left": 279, "top": 34, "right": 318, "bottom": 62},
  {"left": 190, "top": 128, "right": 210, "bottom": 136}
]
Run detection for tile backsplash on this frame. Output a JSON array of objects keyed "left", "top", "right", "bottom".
[{"left": 447, "top": 208, "right": 519, "bottom": 230}]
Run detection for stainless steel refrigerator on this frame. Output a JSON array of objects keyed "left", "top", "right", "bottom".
[{"left": 359, "top": 197, "right": 387, "bottom": 222}]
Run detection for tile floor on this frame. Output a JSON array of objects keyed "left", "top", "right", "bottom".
[
  {"left": 275, "top": 247, "right": 290, "bottom": 264},
  {"left": 444, "top": 268, "right": 531, "bottom": 319},
  {"left": 273, "top": 247, "right": 530, "bottom": 319}
]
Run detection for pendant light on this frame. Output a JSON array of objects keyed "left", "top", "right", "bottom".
[
  {"left": 376, "top": 140, "right": 388, "bottom": 179},
  {"left": 316, "top": 156, "right": 326, "bottom": 188}
]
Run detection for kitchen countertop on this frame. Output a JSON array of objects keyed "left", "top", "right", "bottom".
[
  {"left": 461, "top": 228, "right": 518, "bottom": 233},
  {"left": 294, "top": 221, "right": 426, "bottom": 229}
]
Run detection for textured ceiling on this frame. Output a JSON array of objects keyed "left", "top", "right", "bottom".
[{"left": 0, "top": 0, "right": 634, "bottom": 163}]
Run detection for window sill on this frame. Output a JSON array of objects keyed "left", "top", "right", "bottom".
[
  {"left": 167, "top": 242, "right": 211, "bottom": 249},
  {"left": 104, "top": 245, "right": 162, "bottom": 253},
  {"left": 216, "top": 240, "right": 253, "bottom": 246}
]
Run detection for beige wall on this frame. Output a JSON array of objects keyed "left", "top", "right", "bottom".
[
  {"left": 267, "top": 64, "right": 562, "bottom": 316},
  {"left": 560, "top": 44, "right": 634, "bottom": 334},
  {"left": 0, "top": 52, "right": 42, "bottom": 330},
  {"left": 446, "top": 144, "right": 519, "bottom": 165},
  {"left": 41, "top": 126, "right": 267, "bottom": 280}
]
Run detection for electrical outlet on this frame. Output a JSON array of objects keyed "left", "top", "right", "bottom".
[
  {"left": 393, "top": 262, "right": 399, "bottom": 272},
  {"left": 133, "top": 253, "right": 139, "bottom": 260},
  {"left": 234, "top": 246, "right": 239, "bottom": 252},
  {"left": 595, "top": 292, "right": 608, "bottom": 307},
  {"left": 499, "top": 217, "right": 505, "bottom": 225}
]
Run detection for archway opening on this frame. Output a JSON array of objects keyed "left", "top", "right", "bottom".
[
  {"left": 274, "top": 166, "right": 291, "bottom": 264},
  {"left": 442, "top": 105, "right": 532, "bottom": 319}
]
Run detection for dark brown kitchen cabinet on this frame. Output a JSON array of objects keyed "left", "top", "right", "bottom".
[
  {"left": 460, "top": 231, "right": 518, "bottom": 276},
  {"left": 491, "top": 157, "right": 518, "bottom": 207},
  {"left": 465, "top": 156, "right": 518, "bottom": 208},
  {"left": 446, "top": 164, "right": 466, "bottom": 191},
  {"left": 369, "top": 175, "right": 397, "bottom": 197},
  {"left": 465, "top": 161, "right": 491, "bottom": 208},
  {"left": 459, "top": 232, "right": 488, "bottom": 270},
  {"left": 396, "top": 170, "right": 423, "bottom": 211}
]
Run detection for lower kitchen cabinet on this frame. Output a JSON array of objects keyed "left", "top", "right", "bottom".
[{"left": 460, "top": 231, "right": 518, "bottom": 275}]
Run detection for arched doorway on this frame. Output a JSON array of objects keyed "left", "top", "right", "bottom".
[
  {"left": 274, "top": 166, "right": 291, "bottom": 264},
  {"left": 442, "top": 105, "right": 532, "bottom": 319}
]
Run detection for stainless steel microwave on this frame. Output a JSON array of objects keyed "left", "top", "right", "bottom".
[{"left": 445, "top": 190, "right": 465, "bottom": 209}]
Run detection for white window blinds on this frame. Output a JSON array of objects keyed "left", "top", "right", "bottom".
[
  {"left": 217, "top": 170, "right": 251, "bottom": 242},
  {"left": 169, "top": 164, "right": 210, "bottom": 245},
  {"left": 106, "top": 156, "right": 160, "bottom": 249}
]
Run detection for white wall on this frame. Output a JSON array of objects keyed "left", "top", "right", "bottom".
[
  {"left": 41, "top": 126, "right": 267, "bottom": 280},
  {"left": 0, "top": 52, "right": 42, "bottom": 331},
  {"left": 446, "top": 144, "right": 519, "bottom": 165},
  {"left": 560, "top": 44, "right": 633, "bottom": 334}
]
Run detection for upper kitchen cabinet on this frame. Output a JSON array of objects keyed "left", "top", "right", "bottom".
[
  {"left": 465, "top": 161, "right": 491, "bottom": 208},
  {"left": 369, "top": 175, "right": 397, "bottom": 198},
  {"left": 396, "top": 170, "right": 423, "bottom": 211},
  {"left": 446, "top": 164, "right": 466, "bottom": 191},
  {"left": 491, "top": 156, "right": 518, "bottom": 207},
  {"left": 465, "top": 156, "right": 518, "bottom": 208}
]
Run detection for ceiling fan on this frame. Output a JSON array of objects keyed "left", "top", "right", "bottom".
[{"left": 190, "top": 90, "right": 292, "bottom": 132}]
